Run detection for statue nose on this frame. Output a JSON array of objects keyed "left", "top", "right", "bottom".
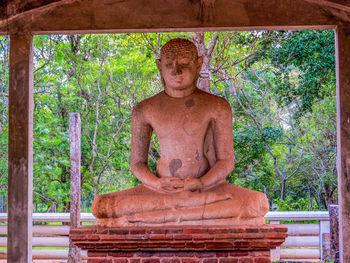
[{"left": 172, "top": 62, "right": 182, "bottom": 75}]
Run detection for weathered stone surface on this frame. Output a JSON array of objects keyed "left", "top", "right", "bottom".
[{"left": 92, "top": 39, "right": 268, "bottom": 227}]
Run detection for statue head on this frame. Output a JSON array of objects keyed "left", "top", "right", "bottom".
[{"left": 156, "top": 38, "right": 203, "bottom": 98}]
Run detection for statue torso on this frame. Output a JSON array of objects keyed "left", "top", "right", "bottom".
[{"left": 142, "top": 89, "right": 217, "bottom": 179}]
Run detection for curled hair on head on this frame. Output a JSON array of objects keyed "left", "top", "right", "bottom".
[{"left": 160, "top": 38, "right": 198, "bottom": 58}]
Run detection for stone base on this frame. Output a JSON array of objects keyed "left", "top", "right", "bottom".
[{"left": 70, "top": 225, "right": 287, "bottom": 263}]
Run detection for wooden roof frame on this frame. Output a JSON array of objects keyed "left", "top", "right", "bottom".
[{"left": 2, "top": 0, "right": 350, "bottom": 262}]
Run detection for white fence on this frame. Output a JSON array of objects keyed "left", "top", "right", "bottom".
[
  {"left": 0, "top": 211, "right": 330, "bottom": 262},
  {"left": 266, "top": 211, "right": 330, "bottom": 262}
]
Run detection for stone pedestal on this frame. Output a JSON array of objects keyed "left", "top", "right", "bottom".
[{"left": 70, "top": 225, "right": 287, "bottom": 263}]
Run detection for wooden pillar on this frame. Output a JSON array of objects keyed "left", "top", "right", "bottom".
[
  {"left": 329, "top": 205, "right": 340, "bottom": 261},
  {"left": 336, "top": 23, "right": 350, "bottom": 263},
  {"left": 7, "top": 33, "right": 33, "bottom": 262},
  {"left": 68, "top": 113, "right": 82, "bottom": 262}
]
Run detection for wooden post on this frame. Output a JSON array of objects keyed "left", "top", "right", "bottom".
[
  {"left": 68, "top": 113, "right": 82, "bottom": 262},
  {"left": 336, "top": 23, "right": 350, "bottom": 263},
  {"left": 320, "top": 220, "right": 330, "bottom": 261},
  {"left": 7, "top": 33, "right": 33, "bottom": 263},
  {"left": 329, "top": 205, "right": 340, "bottom": 262}
]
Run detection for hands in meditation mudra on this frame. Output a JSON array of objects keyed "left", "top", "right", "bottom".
[{"left": 92, "top": 38, "right": 269, "bottom": 226}]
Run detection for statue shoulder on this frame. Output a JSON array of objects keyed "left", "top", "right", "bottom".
[
  {"left": 196, "top": 89, "right": 231, "bottom": 113},
  {"left": 132, "top": 91, "right": 164, "bottom": 118}
]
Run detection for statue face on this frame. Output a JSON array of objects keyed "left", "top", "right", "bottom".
[{"left": 157, "top": 51, "right": 203, "bottom": 97}]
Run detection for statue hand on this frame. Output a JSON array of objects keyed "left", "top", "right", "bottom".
[
  {"left": 158, "top": 177, "right": 184, "bottom": 192},
  {"left": 184, "top": 177, "right": 203, "bottom": 192}
]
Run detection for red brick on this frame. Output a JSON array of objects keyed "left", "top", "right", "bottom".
[
  {"left": 215, "top": 252, "right": 229, "bottom": 257},
  {"left": 183, "top": 228, "right": 208, "bottom": 234},
  {"left": 71, "top": 227, "right": 97, "bottom": 234},
  {"left": 214, "top": 234, "right": 243, "bottom": 239},
  {"left": 253, "top": 258, "right": 270, "bottom": 263},
  {"left": 130, "top": 229, "right": 146, "bottom": 235},
  {"left": 125, "top": 235, "right": 149, "bottom": 240},
  {"left": 161, "top": 258, "right": 181, "bottom": 263},
  {"left": 142, "top": 259, "right": 160, "bottom": 263},
  {"left": 193, "top": 234, "right": 215, "bottom": 240},
  {"left": 181, "top": 258, "right": 201, "bottom": 263},
  {"left": 99, "top": 234, "right": 125, "bottom": 240},
  {"left": 237, "top": 258, "right": 252, "bottom": 263},
  {"left": 156, "top": 253, "right": 175, "bottom": 257},
  {"left": 194, "top": 252, "right": 216, "bottom": 258},
  {"left": 118, "top": 243, "right": 139, "bottom": 249},
  {"left": 109, "top": 229, "right": 129, "bottom": 235},
  {"left": 185, "top": 242, "right": 205, "bottom": 249},
  {"left": 175, "top": 252, "right": 195, "bottom": 257},
  {"left": 109, "top": 252, "right": 134, "bottom": 257},
  {"left": 150, "top": 234, "right": 168, "bottom": 240},
  {"left": 233, "top": 241, "right": 250, "bottom": 248},
  {"left": 86, "top": 234, "right": 101, "bottom": 241},
  {"left": 88, "top": 259, "right": 113, "bottom": 263},
  {"left": 203, "top": 259, "right": 218, "bottom": 263},
  {"left": 249, "top": 251, "right": 269, "bottom": 256},
  {"left": 265, "top": 233, "right": 284, "bottom": 239},
  {"left": 130, "top": 259, "right": 141, "bottom": 263},
  {"left": 141, "top": 242, "right": 169, "bottom": 248},
  {"left": 150, "top": 229, "right": 167, "bottom": 234},
  {"left": 174, "top": 234, "right": 193, "bottom": 240},
  {"left": 167, "top": 228, "right": 183, "bottom": 234},
  {"left": 170, "top": 242, "right": 186, "bottom": 248},
  {"left": 88, "top": 251, "right": 108, "bottom": 257},
  {"left": 273, "top": 226, "right": 288, "bottom": 232},
  {"left": 249, "top": 241, "right": 268, "bottom": 248},
  {"left": 208, "top": 228, "right": 227, "bottom": 234},
  {"left": 136, "top": 252, "right": 154, "bottom": 257},
  {"left": 219, "top": 258, "right": 238, "bottom": 263},
  {"left": 229, "top": 252, "right": 249, "bottom": 257},
  {"left": 245, "top": 228, "right": 259, "bottom": 233},
  {"left": 205, "top": 241, "right": 233, "bottom": 249},
  {"left": 113, "top": 259, "right": 128, "bottom": 263},
  {"left": 230, "top": 228, "right": 246, "bottom": 233},
  {"left": 70, "top": 234, "right": 87, "bottom": 241}
]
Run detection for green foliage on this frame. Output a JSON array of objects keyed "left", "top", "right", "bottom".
[
  {"left": 255, "top": 30, "right": 335, "bottom": 118},
  {"left": 273, "top": 196, "right": 319, "bottom": 211},
  {"left": 0, "top": 31, "right": 337, "bottom": 212}
]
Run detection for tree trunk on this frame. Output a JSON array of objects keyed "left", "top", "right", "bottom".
[
  {"left": 191, "top": 32, "right": 211, "bottom": 93},
  {"left": 281, "top": 179, "right": 286, "bottom": 200}
]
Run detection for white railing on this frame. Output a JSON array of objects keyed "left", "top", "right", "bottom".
[
  {"left": 0, "top": 211, "right": 330, "bottom": 261},
  {"left": 266, "top": 211, "right": 330, "bottom": 261}
]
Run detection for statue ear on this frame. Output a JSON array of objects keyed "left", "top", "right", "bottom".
[
  {"left": 197, "top": 56, "right": 204, "bottom": 71},
  {"left": 156, "top": 59, "right": 162, "bottom": 72}
]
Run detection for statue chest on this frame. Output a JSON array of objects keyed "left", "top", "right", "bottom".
[{"left": 149, "top": 101, "right": 212, "bottom": 139}]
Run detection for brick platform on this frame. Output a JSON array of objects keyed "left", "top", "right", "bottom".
[{"left": 70, "top": 225, "right": 287, "bottom": 263}]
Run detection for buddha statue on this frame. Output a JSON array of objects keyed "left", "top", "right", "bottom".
[{"left": 91, "top": 38, "right": 269, "bottom": 227}]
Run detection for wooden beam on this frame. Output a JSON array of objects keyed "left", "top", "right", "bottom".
[
  {"left": 0, "top": 0, "right": 338, "bottom": 34},
  {"left": 304, "top": 0, "right": 350, "bottom": 13},
  {"left": 7, "top": 33, "right": 33, "bottom": 262},
  {"left": 336, "top": 23, "right": 350, "bottom": 263}
]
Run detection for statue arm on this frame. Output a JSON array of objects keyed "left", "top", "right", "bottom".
[
  {"left": 200, "top": 99, "right": 235, "bottom": 189},
  {"left": 130, "top": 103, "right": 159, "bottom": 189}
]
